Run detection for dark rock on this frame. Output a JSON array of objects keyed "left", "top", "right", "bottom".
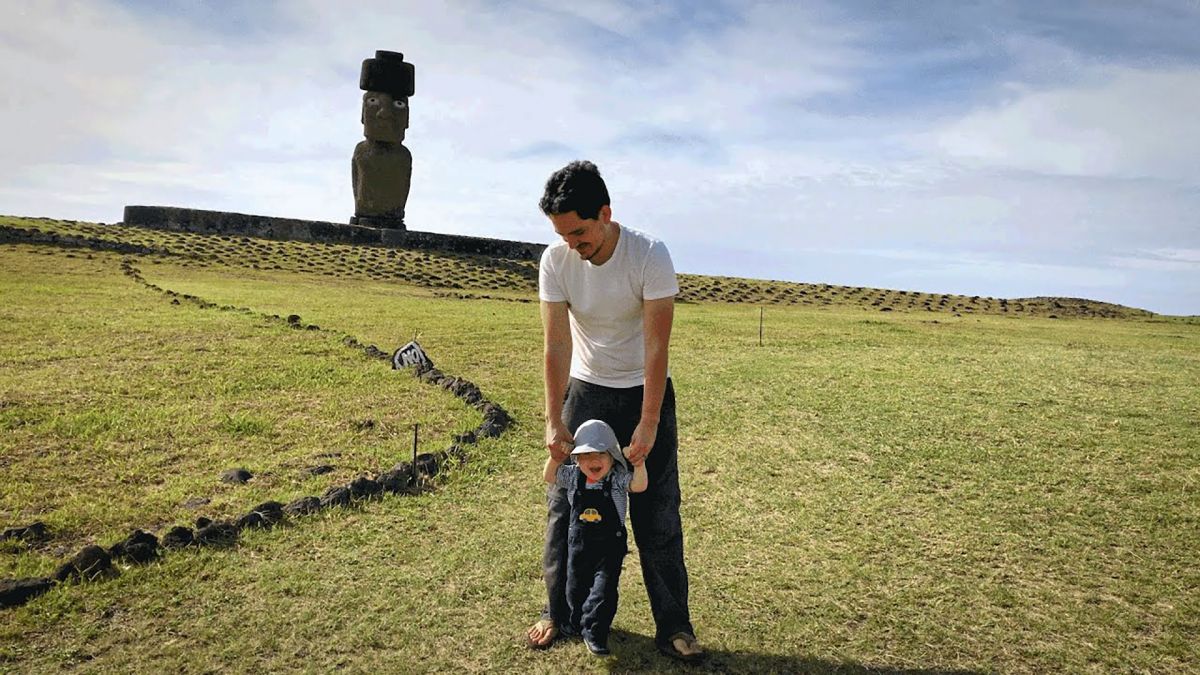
[
  {"left": 109, "top": 530, "right": 159, "bottom": 564},
  {"left": 377, "top": 469, "right": 413, "bottom": 493},
  {"left": 183, "top": 497, "right": 211, "bottom": 509},
  {"left": 448, "top": 378, "right": 474, "bottom": 396},
  {"left": 477, "top": 418, "right": 506, "bottom": 439},
  {"left": 126, "top": 530, "right": 158, "bottom": 548},
  {"left": 194, "top": 521, "right": 239, "bottom": 547},
  {"left": 161, "top": 526, "right": 194, "bottom": 549},
  {"left": 306, "top": 464, "right": 334, "bottom": 476},
  {"left": 349, "top": 476, "right": 382, "bottom": 498},
  {"left": 454, "top": 430, "right": 478, "bottom": 445},
  {"left": 0, "top": 577, "right": 53, "bottom": 608},
  {"left": 235, "top": 512, "right": 263, "bottom": 529},
  {"left": 195, "top": 517, "right": 213, "bottom": 529},
  {"left": 1, "top": 521, "right": 49, "bottom": 544},
  {"left": 414, "top": 453, "right": 439, "bottom": 477},
  {"left": 418, "top": 368, "right": 443, "bottom": 384},
  {"left": 54, "top": 545, "right": 112, "bottom": 582},
  {"left": 117, "top": 543, "right": 159, "bottom": 565},
  {"left": 479, "top": 401, "right": 510, "bottom": 421},
  {"left": 489, "top": 405, "right": 514, "bottom": 429},
  {"left": 287, "top": 314, "right": 301, "bottom": 325},
  {"left": 247, "top": 501, "right": 285, "bottom": 528},
  {"left": 220, "top": 468, "right": 253, "bottom": 484},
  {"left": 320, "top": 486, "right": 351, "bottom": 508},
  {"left": 452, "top": 380, "right": 483, "bottom": 405},
  {"left": 283, "top": 496, "right": 321, "bottom": 517}
]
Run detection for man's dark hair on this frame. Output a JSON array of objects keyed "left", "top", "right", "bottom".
[{"left": 539, "top": 160, "right": 610, "bottom": 220}]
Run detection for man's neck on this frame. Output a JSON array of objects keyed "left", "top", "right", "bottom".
[{"left": 589, "top": 221, "right": 621, "bottom": 266}]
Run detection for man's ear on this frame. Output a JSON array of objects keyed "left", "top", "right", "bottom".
[{"left": 599, "top": 204, "right": 612, "bottom": 223}]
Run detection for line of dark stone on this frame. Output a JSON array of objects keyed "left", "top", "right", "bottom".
[
  {"left": 0, "top": 258, "right": 514, "bottom": 610},
  {"left": 430, "top": 290, "right": 535, "bottom": 304},
  {"left": 0, "top": 223, "right": 166, "bottom": 256}
]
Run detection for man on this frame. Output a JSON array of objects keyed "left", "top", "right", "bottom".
[{"left": 526, "top": 160, "right": 703, "bottom": 661}]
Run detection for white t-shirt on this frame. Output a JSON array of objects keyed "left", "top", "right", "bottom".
[{"left": 539, "top": 224, "right": 679, "bottom": 388}]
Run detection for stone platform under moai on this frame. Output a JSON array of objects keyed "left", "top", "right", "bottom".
[{"left": 122, "top": 205, "right": 546, "bottom": 260}]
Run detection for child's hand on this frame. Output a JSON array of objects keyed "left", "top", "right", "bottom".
[{"left": 622, "top": 446, "right": 645, "bottom": 467}]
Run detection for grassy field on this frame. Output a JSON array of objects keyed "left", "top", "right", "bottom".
[{"left": 1, "top": 217, "right": 1198, "bottom": 673}]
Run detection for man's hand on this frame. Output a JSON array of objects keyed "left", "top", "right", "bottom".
[
  {"left": 625, "top": 419, "right": 657, "bottom": 466},
  {"left": 622, "top": 445, "right": 645, "bottom": 468},
  {"left": 545, "top": 420, "right": 573, "bottom": 462}
]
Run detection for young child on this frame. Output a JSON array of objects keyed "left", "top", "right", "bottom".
[{"left": 543, "top": 419, "right": 648, "bottom": 656}]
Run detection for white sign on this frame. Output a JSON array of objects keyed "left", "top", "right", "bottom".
[{"left": 392, "top": 341, "right": 433, "bottom": 370}]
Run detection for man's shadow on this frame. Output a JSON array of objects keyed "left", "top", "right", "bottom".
[{"left": 602, "top": 629, "right": 987, "bottom": 674}]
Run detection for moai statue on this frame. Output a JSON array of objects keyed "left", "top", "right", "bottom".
[{"left": 351, "top": 50, "right": 414, "bottom": 229}]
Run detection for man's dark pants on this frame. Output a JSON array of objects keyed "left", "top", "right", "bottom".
[{"left": 542, "top": 377, "right": 694, "bottom": 646}]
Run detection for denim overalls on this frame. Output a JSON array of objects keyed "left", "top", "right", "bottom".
[{"left": 566, "top": 468, "right": 628, "bottom": 644}]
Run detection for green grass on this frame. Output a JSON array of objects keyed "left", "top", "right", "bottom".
[
  {"left": 1, "top": 218, "right": 1198, "bottom": 673},
  {"left": 0, "top": 246, "right": 478, "bottom": 579}
]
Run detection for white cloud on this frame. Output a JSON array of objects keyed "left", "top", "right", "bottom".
[
  {"left": 1146, "top": 247, "right": 1200, "bottom": 263},
  {"left": 0, "top": 1, "right": 156, "bottom": 163},
  {"left": 1110, "top": 248, "right": 1200, "bottom": 271},
  {"left": 934, "top": 66, "right": 1200, "bottom": 182}
]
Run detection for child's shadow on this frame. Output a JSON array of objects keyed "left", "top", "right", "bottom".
[{"left": 604, "top": 629, "right": 987, "bottom": 674}]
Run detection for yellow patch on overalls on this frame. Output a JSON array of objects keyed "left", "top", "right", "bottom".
[{"left": 579, "top": 508, "right": 602, "bottom": 523}]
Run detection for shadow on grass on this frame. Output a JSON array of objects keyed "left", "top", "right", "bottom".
[{"left": 599, "top": 629, "right": 986, "bottom": 674}]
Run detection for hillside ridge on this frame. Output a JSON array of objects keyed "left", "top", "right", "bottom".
[{"left": 1, "top": 215, "right": 1157, "bottom": 319}]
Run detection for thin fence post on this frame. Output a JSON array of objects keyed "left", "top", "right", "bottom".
[
  {"left": 759, "top": 306, "right": 764, "bottom": 347},
  {"left": 411, "top": 423, "right": 419, "bottom": 485}
]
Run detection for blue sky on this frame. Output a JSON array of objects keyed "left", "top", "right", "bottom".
[{"left": 2, "top": 0, "right": 1198, "bottom": 314}]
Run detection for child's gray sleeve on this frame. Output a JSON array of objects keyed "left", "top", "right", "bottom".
[
  {"left": 555, "top": 464, "right": 574, "bottom": 489},
  {"left": 617, "top": 465, "right": 633, "bottom": 491}
]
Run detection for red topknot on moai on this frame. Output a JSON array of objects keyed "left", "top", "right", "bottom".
[{"left": 351, "top": 50, "right": 414, "bottom": 230}]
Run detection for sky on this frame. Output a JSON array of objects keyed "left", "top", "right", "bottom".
[{"left": 2, "top": 0, "right": 1198, "bottom": 315}]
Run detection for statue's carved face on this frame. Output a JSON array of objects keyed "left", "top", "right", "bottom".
[{"left": 362, "top": 91, "right": 409, "bottom": 142}]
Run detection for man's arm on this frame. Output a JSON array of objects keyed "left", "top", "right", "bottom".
[
  {"left": 626, "top": 295, "right": 674, "bottom": 465},
  {"left": 541, "top": 300, "right": 574, "bottom": 461}
]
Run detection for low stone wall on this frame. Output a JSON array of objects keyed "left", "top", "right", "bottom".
[{"left": 122, "top": 205, "right": 547, "bottom": 260}]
